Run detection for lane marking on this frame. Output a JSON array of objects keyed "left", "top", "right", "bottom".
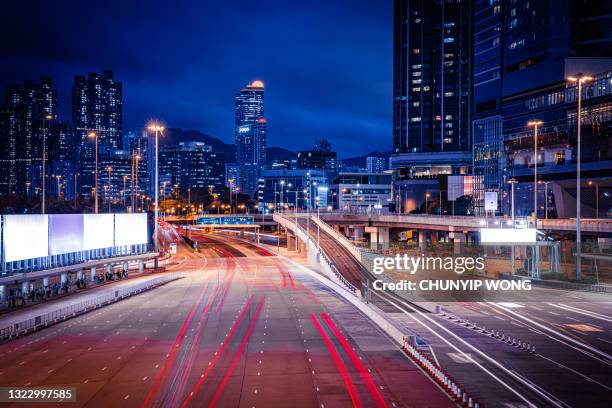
[
  {"left": 321, "top": 313, "right": 387, "bottom": 408},
  {"left": 311, "top": 314, "right": 362, "bottom": 408},
  {"left": 209, "top": 297, "right": 266, "bottom": 408}
]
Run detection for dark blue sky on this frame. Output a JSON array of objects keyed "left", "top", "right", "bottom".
[{"left": 1, "top": 0, "right": 392, "bottom": 157}]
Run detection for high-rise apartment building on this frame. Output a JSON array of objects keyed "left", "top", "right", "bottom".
[
  {"left": 0, "top": 77, "right": 57, "bottom": 196},
  {"left": 159, "top": 142, "right": 225, "bottom": 194},
  {"left": 392, "top": 0, "right": 472, "bottom": 211},
  {"left": 366, "top": 156, "right": 388, "bottom": 173},
  {"left": 392, "top": 0, "right": 472, "bottom": 166},
  {"left": 472, "top": 0, "right": 612, "bottom": 215},
  {"left": 72, "top": 70, "right": 122, "bottom": 199},
  {"left": 235, "top": 80, "right": 266, "bottom": 197}
]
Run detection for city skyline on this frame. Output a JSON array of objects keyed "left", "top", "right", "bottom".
[{"left": 0, "top": 1, "right": 392, "bottom": 158}]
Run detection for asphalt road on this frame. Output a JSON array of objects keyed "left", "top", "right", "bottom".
[
  {"left": 294, "top": 217, "right": 612, "bottom": 407},
  {"left": 0, "top": 233, "right": 453, "bottom": 408}
]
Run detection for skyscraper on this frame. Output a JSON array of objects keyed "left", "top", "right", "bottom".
[
  {"left": 392, "top": 0, "right": 472, "bottom": 166},
  {"left": 235, "top": 80, "right": 266, "bottom": 197},
  {"left": 0, "top": 77, "right": 57, "bottom": 196},
  {"left": 391, "top": 0, "right": 472, "bottom": 211},
  {"left": 72, "top": 70, "right": 122, "bottom": 199},
  {"left": 472, "top": 0, "right": 612, "bottom": 215}
]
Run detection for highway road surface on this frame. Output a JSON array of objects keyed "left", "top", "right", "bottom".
[
  {"left": 293, "top": 215, "right": 612, "bottom": 407},
  {"left": 0, "top": 232, "right": 454, "bottom": 408}
]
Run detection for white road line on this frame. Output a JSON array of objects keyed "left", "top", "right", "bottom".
[
  {"left": 374, "top": 293, "right": 561, "bottom": 408},
  {"left": 549, "top": 304, "right": 612, "bottom": 324},
  {"left": 489, "top": 303, "right": 612, "bottom": 363}
]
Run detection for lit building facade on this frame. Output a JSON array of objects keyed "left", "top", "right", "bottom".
[
  {"left": 235, "top": 80, "right": 266, "bottom": 197},
  {"left": 257, "top": 169, "right": 326, "bottom": 212},
  {"left": 330, "top": 173, "right": 392, "bottom": 212},
  {"left": 72, "top": 70, "right": 122, "bottom": 199},
  {"left": 159, "top": 142, "right": 225, "bottom": 194},
  {"left": 0, "top": 77, "right": 57, "bottom": 196}
]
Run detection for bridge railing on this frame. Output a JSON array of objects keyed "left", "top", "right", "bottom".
[{"left": 273, "top": 214, "right": 360, "bottom": 296}]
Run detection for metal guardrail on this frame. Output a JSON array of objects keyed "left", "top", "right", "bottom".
[
  {"left": 0, "top": 273, "right": 183, "bottom": 342},
  {"left": 273, "top": 214, "right": 360, "bottom": 295}
]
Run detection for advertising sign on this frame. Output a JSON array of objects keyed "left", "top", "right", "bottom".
[
  {"left": 49, "top": 214, "right": 84, "bottom": 255},
  {"left": 4, "top": 215, "right": 49, "bottom": 262},
  {"left": 83, "top": 214, "right": 114, "bottom": 250},
  {"left": 114, "top": 213, "right": 148, "bottom": 246},
  {"left": 484, "top": 191, "right": 498, "bottom": 212}
]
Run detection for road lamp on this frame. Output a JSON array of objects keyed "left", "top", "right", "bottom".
[
  {"left": 106, "top": 166, "right": 112, "bottom": 212},
  {"left": 316, "top": 195, "right": 321, "bottom": 252},
  {"left": 568, "top": 73, "right": 592, "bottom": 280},
  {"left": 527, "top": 120, "right": 543, "bottom": 226},
  {"left": 508, "top": 178, "right": 518, "bottom": 223},
  {"left": 425, "top": 193, "right": 431, "bottom": 214},
  {"left": 148, "top": 123, "right": 164, "bottom": 253},
  {"left": 88, "top": 131, "right": 99, "bottom": 213},
  {"left": 123, "top": 175, "right": 128, "bottom": 207},
  {"left": 73, "top": 173, "right": 80, "bottom": 204},
  {"left": 539, "top": 181, "right": 552, "bottom": 219},
  {"left": 56, "top": 175, "right": 62, "bottom": 199},
  {"left": 41, "top": 113, "right": 53, "bottom": 213},
  {"left": 588, "top": 181, "right": 599, "bottom": 218},
  {"left": 280, "top": 180, "right": 285, "bottom": 214}
]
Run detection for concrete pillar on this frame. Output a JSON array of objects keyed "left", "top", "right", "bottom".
[
  {"left": 418, "top": 230, "right": 427, "bottom": 251},
  {"left": 76, "top": 270, "right": 83, "bottom": 280},
  {"left": 378, "top": 227, "right": 390, "bottom": 250},
  {"left": 139, "top": 261, "right": 144, "bottom": 273},
  {"left": 366, "top": 226, "right": 378, "bottom": 250},
  {"left": 451, "top": 232, "right": 466, "bottom": 255},
  {"left": 43, "top": 277, "right": 49, "bottom": 287},
  {"left": 0, "top": 285, "right": 5, "bottom": 304},
  {"left": 352, "top": 226, "right": 364, "bottom": 240},
  {"left": 21, "top": 280, "right": 30, "bottom": 295},
  {"left": 60, "top": 273, "right": 68, "bottom": 284},
  {"left": 90, "top": 267, "right": 97, "bottom": 281}
]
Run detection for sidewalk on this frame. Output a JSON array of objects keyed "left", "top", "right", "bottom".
[{"left": 0, "top": 271, "right": 176, "bottom": 328}]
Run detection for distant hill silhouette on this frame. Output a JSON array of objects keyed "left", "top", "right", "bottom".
[
  {"left": 339, "top": 151, "right": 392, "bottom": 168},
  {"left": 164, "top": 128, "right": 295, "bottom": 165}
]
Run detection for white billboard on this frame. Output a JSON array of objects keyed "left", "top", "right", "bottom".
[
  {"left": 484, "top": 191, "right": 498, "bottom": 212},
  {"left": 480, "top": 228, "right": 537, "bottom": 244},
  {"left": 114, "top": 213, "right": 148, "bottom": 246},
  {"left": 83, "top": 214, "right": 115, "bottom": 250},
  {"left": 49, "top": 214, "right": 84, "bottom": 255},
  {"left": 4, "top": 215, "right": 49, "bottom": 262}
]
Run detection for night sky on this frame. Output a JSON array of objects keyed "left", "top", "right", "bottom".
[{"left": 1, "top": 0, "right": 391, "bottom": 157}]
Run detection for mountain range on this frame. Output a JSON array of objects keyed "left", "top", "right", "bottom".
[{"left": 163, "top": 128, "right": 390, "bottom": 167}]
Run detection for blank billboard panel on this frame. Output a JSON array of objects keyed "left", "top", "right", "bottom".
[
  {"left": 49, "top": 214, "right": 84, "bottom": 255},
  {"left": 4, "top": 215, "right": 49, "bottom": 262},
  {"left": 114, "top": 213, "right": 148, "bottom": 246},
  {"left": 83, "top": 214, "right": 115, "bottom": 250}
]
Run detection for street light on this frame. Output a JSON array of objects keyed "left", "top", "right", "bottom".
[
  {"left": 280, "top": 180, "right": 285, "bottom": 214},
  {"left": 148, "top": 123, "right": 165, "bottom": 254},
  {"left": 55, "top": 175, "right": 62, "bottom": 199},
  {"left": 41, "top": 113, "right": 53, "bottom": 213},
  {"left": 508, "top": 178, "right": 518, "bottom": 223},
  {"left": 567, "top": 73, "right": 592, "bottom": 280},
  {"left": 88, "top": 131, "right": 99, "bottom": 213},
  {"left": 106, "top": 166, "right": 112, "bottom": 212},
  {"left": 527, "top": 120, "right": 543, "bottom": 226},
  {"left": 588, "top": 181, "right": 599, "bottom": 219},
  {"left": 539, "top": 181, "right": 552, "bottom": 219},
  {"left": 123, "top": 175, "right": 128, "bottom": 207},
  {"left": 425, "top": 192, "right": 431, "bottom": 214}
]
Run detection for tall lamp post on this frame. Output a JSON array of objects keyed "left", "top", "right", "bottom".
[
  {"left": 280, "top": 180, "right": 285, "bottom": 214},
  {"left": 588, "top": 181, "right": 599, "bottom": 219},
  {"left": 539, "top": 180, "right": 551, "bottom": 219},
  {"left": 527, "top": 120, "right": 543, "bottom": 227},
  {"left": 509, "top": 178, "right": 518, "bottom": 275},
  {"left": 106, "top": 166, "right": 112, "bottom": 212},
  {"left": 41, "top": 113, "right": 53, "bottom": 213},
  {"left": 88, "top": 131, "right": 99, "bottom": 213},
  {"left": 568, "top": 73, "right": 592, "bottom": 280},
  {"left": 148, "top": 123, "right": 164, "bottom": 253}
]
